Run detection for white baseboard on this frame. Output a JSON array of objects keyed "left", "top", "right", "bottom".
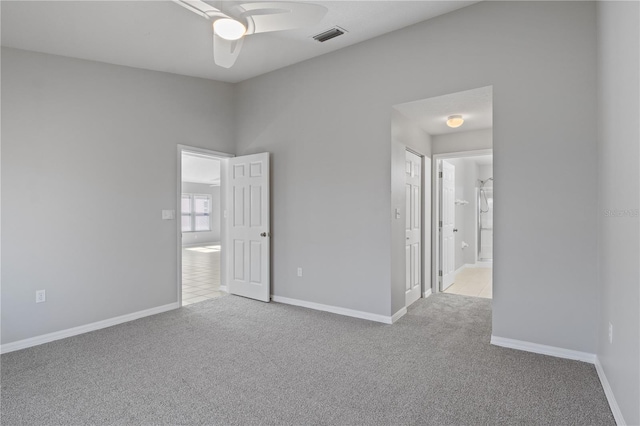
[
  {"left": 272, "top": 295, "right": 397, "bottom": 324},
  {"left": 391, "top": 307, "right": 407, "bottom": 323},
  {"left": 423, "top": 288, "right": 433, "bottom": 298},
  {"left": 453, "top": 263, "right": 493, "bottom": 274},
  {"left": 490, "top": 335, "right": 596, "bottom": 364},
  {"left": 595, "top": 356, "right": 626, "bottom": 425},
  {"left": 0, "top": 302, "right": 180, "bottom": 354},
  {"left": 454, "top": 264, "right": 467, "bottom": 275},
  {"left": 489, "top": 335, "right": 627, "bottom": 422},
  {"left": 181, "top": 241, "right": 221, "bottom": 248}
]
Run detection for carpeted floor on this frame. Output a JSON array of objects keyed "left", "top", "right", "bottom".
[{"left": 1, "top": 294, "right": 614, "bottom": 425}]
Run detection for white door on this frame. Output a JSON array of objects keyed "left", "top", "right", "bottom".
[
  {"left": 405, "top": 151, "right": 422, "bottom": 307},
  {"left": 441, "top": 160, "right": 455, "bottom": 291},
  {"left": 227, "top": 153, "right": 270, "bottom": 302}
]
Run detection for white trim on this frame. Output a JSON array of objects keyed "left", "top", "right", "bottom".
[
  {"left": 181, "top": 241, "right": 221, "bottom": 248},
  {"left": 423, "top": 288, "right": 433, "bottom": 298},
  {"left": 478, "top": 335, "right": 624, "bottom": 424},
  {"left": 272, "top": 295, "right": 397, "bottom": 324},
  {"left": 433, "top": 149, "right": 494, "bottom": 161},
  {"left": 454, "top": 264, "right": 467, "bottom": 275},
  {"left": 595, "top": 356, "right": 626, "bottom": 426},
  {"left": 0, "top": 302, "right": 179, "bottom": 354},
  {"left": 453, "top": 263, "right": 494, "bottom": 271},
  {"left": 391, "top": 307, "right": 407, "bottom": 323},
  {"left": 490, "top": 335, "right": 596, "bottom": 364},
  {"left": 178, "top": 145, "right": 235, "bottom": 159}
]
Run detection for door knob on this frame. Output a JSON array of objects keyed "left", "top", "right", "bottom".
[
  {"left": 453, "top": 228, "right": 458, "bottom": 232},
  {"left": 260, "top": 232, "right": 271, "bottom": 237}
]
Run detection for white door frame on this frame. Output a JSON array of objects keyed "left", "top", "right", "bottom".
[
  {"left": 431, "top": 149, "right": 493, "bottom": 295},
  {"left": 177, "top": 145, "right": 234, "bottom": 307}
]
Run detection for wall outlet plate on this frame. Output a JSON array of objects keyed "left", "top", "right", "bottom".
[
  {"left": 297, "top": 267, "right": 303, "bottom": 277},
  {"left": 36, "top": 290, "right": 46, "bottom": 303}
]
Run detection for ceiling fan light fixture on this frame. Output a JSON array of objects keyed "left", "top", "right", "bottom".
[
  {"left": 213, "top": 18, "right": 246, "bottom": 41},
  {"left": 446, "top": 115, "right": 464, "bottom": 128}
]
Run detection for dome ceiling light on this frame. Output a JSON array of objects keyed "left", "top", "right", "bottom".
[{"left": 446, "top": 115, "right": 464, "bottom": 128}]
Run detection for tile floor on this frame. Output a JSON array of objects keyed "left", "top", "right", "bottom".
[
  {"left": 443, "top": 266, "right": 492, "bottom": 299},
  {"left": 182, "top": 245, "right": 224, "bottom": 306}
]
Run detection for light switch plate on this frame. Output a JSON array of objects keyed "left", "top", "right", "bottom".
[{"left": 162, "top": 210, "right": 175, "bottom": 220}]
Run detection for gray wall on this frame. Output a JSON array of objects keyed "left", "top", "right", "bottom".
[
  {"left": 596, "top": 1, "right": 640, "bottom": 424},
  {"left": 236, "top": 0, "right": 599, "bottom": 352},
  {"left": 391, "top": 109, "right": 432, "bottom": 158},
  {"left": 181, "top": 182, "right": 221, "bottom": 246},
  {"left": 432, "top": 128, "right": 492, "bottom": 155},
  {"left": 1, "top": 1, "right": 609, "bottom": 364},
  {"left": 1, "top": 48, "right": 235, "bottom": 344}
]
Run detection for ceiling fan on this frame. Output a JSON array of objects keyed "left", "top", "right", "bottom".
[{"left": 173, "top": 0, "right": 328, "bottom": 68}]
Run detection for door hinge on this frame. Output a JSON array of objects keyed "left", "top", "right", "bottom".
[
  {"left": 439, "top": 220, "right": 442, "bottom": 227},
  {"left": 439, "top": 171, "right": 443, "bottom": 178},
  {"left": 438, "top": 270, "right": 443, "bottom": 277}
]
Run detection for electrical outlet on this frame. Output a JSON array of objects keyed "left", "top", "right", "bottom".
[
  {"left": 36, "top": 290, "right": 46, "bottom": 303},
  {"left": 161, "top": 210, "right": 175, "bottom": 220},
  {"left": 608, "top": 322, "right": 613, "bottom": 344},
  {"left": 297, "top": 267, "right": 303, "bottom": 277}
]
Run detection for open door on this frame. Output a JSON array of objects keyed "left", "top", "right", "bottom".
[
  {"left": 227, "top": 152, "right": 270, "bottom": 302},
  {"left": 440, "top": 160, "right": 455, "bottom": 291}
]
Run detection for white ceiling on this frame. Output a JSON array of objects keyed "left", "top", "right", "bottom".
[
  {"left": 1, "top": 0, "right": 479, "bottom": 83},
  {"left": 394, "top": 86, "right": 493, "bottom": 136},
  {"left": 182, "top": 153, "right": 221, "bottom": 185}
]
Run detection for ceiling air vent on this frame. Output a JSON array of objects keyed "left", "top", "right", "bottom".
[{"left": 313, "top": 27, "right": 346, "bottom": 43}]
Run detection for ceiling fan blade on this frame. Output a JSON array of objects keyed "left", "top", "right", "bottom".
[
  {"left": 173, "top": 0, "right": 228, "bottom": 20},
  {"left": 213, "top": 33, "right": 244, "bottom": 68},
  {"left": 235, "top": 2, "right": 327, "bottom": 35}
]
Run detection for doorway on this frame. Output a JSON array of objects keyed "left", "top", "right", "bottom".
[
  {"left": 393, "top": 85, "right": 493, "bottom": 306},
  {"left": 435, "top": 152, "right": 493, "bottom": 299},
  {"left": 178, "top": 146, "right": 232, "bottom": 306},
  {"left": 177, "top": 146, "right": 272, "bottom": 306}
]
